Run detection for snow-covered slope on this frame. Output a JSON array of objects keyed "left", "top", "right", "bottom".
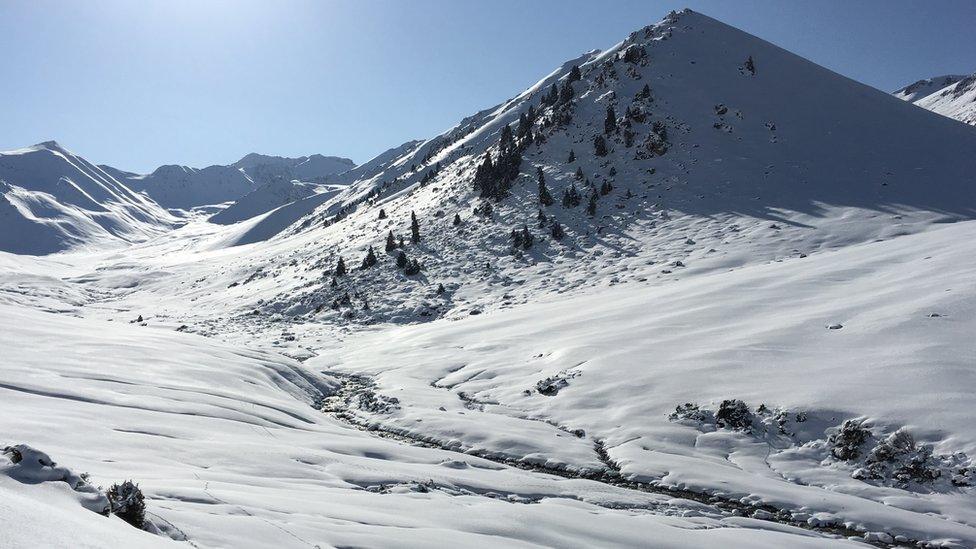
[
  {"left": 232, "top": 152, "right": 355, "bottom": 182},
  {"left": 0, "top": 301, "right": 865, "bottom": 549},
  {"left": 895, "top": 73, "right": 976, "bottom": 126},
  {"left": 208, "top": 179, "right": 321, "bottom": 225},
  {"left": 135, "top": 8, "right": 976, "bottom": 331},
  {"left": 5, "top": 8, "right": 976, "bottom": 548},
  {"left": 0, "top": 141, "right": 177, "bottom": 255},
  {"left": 110, "top": 163, "right": 259, "bottom": 211}
]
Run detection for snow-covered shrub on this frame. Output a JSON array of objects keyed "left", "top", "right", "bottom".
[
  {"left": 828, "top": 420, "right": 870, "bottom": 460},
  {"left": 536, "top": 376, "right": 569, "bottom": 396},
  {"left": 853, "top": 430, "right": 941, "bottom": 486},
  {"left": 715, "top": 399, "right": 753, "bottom": 430},
  {"left": 107, "top": 480, "right": 146, "bottom": 529},
  {"left": 668, "top": 403, "right": 709, "bottom": 423}
]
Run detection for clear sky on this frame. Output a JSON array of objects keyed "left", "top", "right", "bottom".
[{"left": 1, "top": 0, "right": 974, "bottom": 172}]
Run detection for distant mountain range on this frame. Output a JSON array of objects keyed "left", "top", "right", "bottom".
[
  {"left": 894, "top": 73, "right": 976, "bottom": 126},
  {"left": 0, "top": 143, "right": 357, "bottom": 254},
  {"left": 101, "top": 153, "right": 355, "bottom": 210}
]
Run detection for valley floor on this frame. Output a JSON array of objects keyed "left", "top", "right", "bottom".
[{"left": 2, "top": 216, "right": 976, "bottom": 548}]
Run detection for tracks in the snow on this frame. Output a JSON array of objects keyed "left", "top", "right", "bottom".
[{"left": 319, "top": 371, "right": 920, "bottom": 549}]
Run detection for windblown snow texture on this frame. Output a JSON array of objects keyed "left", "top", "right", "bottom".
[{"left": 3, "top": 8, "right": 976, "bottom": 549}]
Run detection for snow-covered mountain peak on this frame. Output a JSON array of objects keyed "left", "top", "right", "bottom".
[
  {"left": 0, "top": 141, "right": 177, "bottom": 254},
  {"left": 894, "top": 71, "right": 976, "bottom": 125},
  {"left": 893, "top": 74, "right": 966, "bottom": 102}
]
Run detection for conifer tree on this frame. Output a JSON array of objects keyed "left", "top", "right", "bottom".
[
  {"left": 410, "top": 210, "right": 421, "bottom": 243},
  {"left": 559, "top": 80, "right": 575, "bottom": 104},
  {"left": 362, "top": 246, "right": 377, "bottom": 269},
  {"left": 575, "top": 166, "right": 584, "bottom": 180},
  {"left": 551, "top": 220, "right": 565, "bottom": 241},
  {"left": 537, "top": 166, "right": 553, "bottom": 206},
  {"left": 636, "top": 83, "right": 652, "bottom": 101},
  {"left": 404, "top": 259, "right": 421, "bottom": 276},
  {"left": 567, "top": 149, "right": 576, "bottom": 163},
  {"left": 499, "top": 124, "right": 514, "bottom": 152},
  {"left": 562, "top": 183, "right": 581, "bottom": 208},
  {"left": 594, "top": 135, "right": 608, "bottom": 157},
  {"left": 586, "top": 189, "right": 599, "bottom": 216},
  {"left": 436, "top": 283, "right": 446, "bottom": 295},
  {"left": 568, "top": 65, "right": 582, "bottom": 82},
  {"left": 396, "top": 250, "right": 408, "bottom": 269},
  {"left": 520, "top": 224, "right": 534, "bottom": 250},
  {"left": 385, "top": 230, "right": 397, "bottom": 252},
  {"left": 335, "top": 256, "right": 347, "bottom": 277},
  {"left": 604, "top": 105, "right": 617, "bottom": 134},
  {"left": 546, "top": 83, "right": 559, "bottom": 106},
  {"left": 378, "top": 209, "right": 387, "bottom": 220},
  {"left": 453, "top": 212, "right": 462, "bottom": 226}
]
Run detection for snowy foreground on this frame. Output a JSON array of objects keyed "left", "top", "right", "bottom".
[
  {"left": 4, "top": 8, "right": 976, "bottom": 549},
  {"left": 2, "top": 218, "right": 976, "bottom": 548}
]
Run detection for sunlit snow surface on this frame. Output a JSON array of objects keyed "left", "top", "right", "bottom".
[{"left": 3, "top": 8, "right": 976, "bottom": 549}]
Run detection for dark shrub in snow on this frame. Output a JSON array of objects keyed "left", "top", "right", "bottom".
[
  {"left": 829, "top": 420, "right": 870, "bottom": 460},
  {"left": 108, "top": 480, "right": 146, "bottom": 529},
  {"left": 715, "top": 399, "right": 753, "bottom": 430},
  {"left": 668, "top": 403, "right": 709, "bottom": 423}
]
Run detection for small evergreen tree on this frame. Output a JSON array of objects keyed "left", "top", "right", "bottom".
[
  {"left": 396, "top": 250, "right": 408, "bottom": 269},
  {"left": 744, "top": 55, "right": 756, "bottom": 75},
  {"left": 453, "top": 212, "right": 462, "bottom": 226},
  {"left": 385, "top": 230, "right": 397, "bottom": 252},
  {"left": 562, "top": 184, "right": 581, "bottom": 208},
  {"left": 636, "top": 83, "right": 652, "bottom": 101},
  {"left": 545, "top": 83, "right": 559, "bottom": 106},
  {"left": 520, "top": 224, "right": 533, "bottom": 250},
  {"left": 378, "top": 209, "right": 387, "bottom": 220},
  {"left": 551, "top": 221, "right": 565, "bottom": 241},
  {"left": 575, "top": 166, "right": 584, "bottom": 180},
  {"left": 559, "top": 80, "right": 575, "bottom": 104},
  {"left": 567, "top": 149, "right": 576, "bottom": 163},
  {"left": 335, "top": 256, "right": 347, "bottom": 277},
  {"left": 404, "top": 259, "right": 421, "bottom": 276},
  {"left": 107, "top": 481, "right": 145, "bottom": 529},
  {"left": 436, "top": 283, "right": 446, "bottom": 295},
  {"left": 586, "top": 190, "right": 599, "bottom": 216},
  {"left": 410, "top": 210, "right": 421, "bottom": 243},
  {"left": 604, "top": 105, "right": 617, "bottom": 134},
  {"left": 362, "top": 246, "right": 377, "bottom": 269},
  {"left": 537, "top": 166, "right": 553, "bottom": 206},
  {"left": 537, "top": 208, "right": 547, "bottom": 226},
  {"left": 568, "top": 65, "right": 582, "bottom": 82},
  {"left": 594, "top": 135, "right": 608, "bottom": 157}
]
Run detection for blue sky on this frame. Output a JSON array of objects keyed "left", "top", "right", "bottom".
[{"left": 1, "top": 0, "right": 974, "bottom": 172}]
